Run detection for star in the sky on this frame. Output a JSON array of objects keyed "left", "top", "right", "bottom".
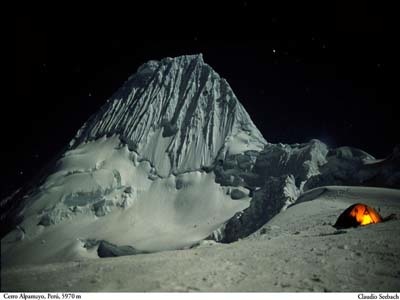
[{"left": 41, "top": 63, "right": 47, "bottom": 72}]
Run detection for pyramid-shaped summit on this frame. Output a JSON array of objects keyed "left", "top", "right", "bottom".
[{"left": 71, "top": 54, "right": 267, "bottom": 177}]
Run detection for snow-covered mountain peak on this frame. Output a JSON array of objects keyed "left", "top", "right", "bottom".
[
  {"left": 71, "top": 54, "right": 266, "bottom": 176},
  {"left": 1, "top": 56, "right": 265, "bottom": 264},
  {"left": 133, "top": 54, "right": 204, "bottom": 80},
  {"left": 2, "top": 54, "right": 398, "bottom": 267}
]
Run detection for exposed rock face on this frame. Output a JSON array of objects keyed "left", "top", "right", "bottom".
[
  {"left": 221, "top": 175, "right": 300, "bottom": 243},
  {"left": 211, "top": 141, "right": 326, "bottom": 242},
  {"left": 97, "top": 240, "right": 144, "bottom": 258}
]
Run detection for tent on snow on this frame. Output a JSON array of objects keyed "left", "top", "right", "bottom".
[{"left": 334, "top": 203, "right": 383, "bottom": 229}]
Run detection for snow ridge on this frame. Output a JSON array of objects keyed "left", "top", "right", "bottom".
[{"left": 71, "top": 54, "right": 266, "bottom": 176}]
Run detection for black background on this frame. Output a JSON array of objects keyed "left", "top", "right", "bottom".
[{"left": 9, "top": 2, "right": 395, "bottom": 197}]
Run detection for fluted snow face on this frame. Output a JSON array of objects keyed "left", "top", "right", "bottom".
[{"left": 71, "top": 54, "right": 266, "bottom": 176}]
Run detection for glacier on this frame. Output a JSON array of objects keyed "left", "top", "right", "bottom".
[{"left": 1, "top": 54, "right": 399, "bottom": 266}]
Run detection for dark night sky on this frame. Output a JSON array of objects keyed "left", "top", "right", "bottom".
[{"left": 8, "top": 2, "right": 395, "bottom": 197}]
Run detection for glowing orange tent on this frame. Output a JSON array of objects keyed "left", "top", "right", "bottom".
[{"left": 334, "top": 203, "right": 383, "bottom": 229}]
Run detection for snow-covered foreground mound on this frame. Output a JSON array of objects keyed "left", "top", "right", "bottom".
[
  {"left": 1, "top": 136, "right": 250, "bottom": 266},
  {"left": 2, "top": 186, "right": 399, "bottom": 292}
]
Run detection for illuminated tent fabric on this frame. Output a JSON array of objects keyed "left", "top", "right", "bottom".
[{"left": 334, "top": 203, "right": 383, "bottom": 229}]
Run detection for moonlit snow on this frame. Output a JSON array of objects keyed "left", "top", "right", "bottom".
[{"left": 1, "top": 54, "right": 399, "bottom": 292}]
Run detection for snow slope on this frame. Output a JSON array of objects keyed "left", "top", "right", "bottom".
[
  {"left": 1, "top": 134, "right": 252, "bottom": 266},
  {"left": 2, "top": 186, "right": 399, "bottom": 292}
]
